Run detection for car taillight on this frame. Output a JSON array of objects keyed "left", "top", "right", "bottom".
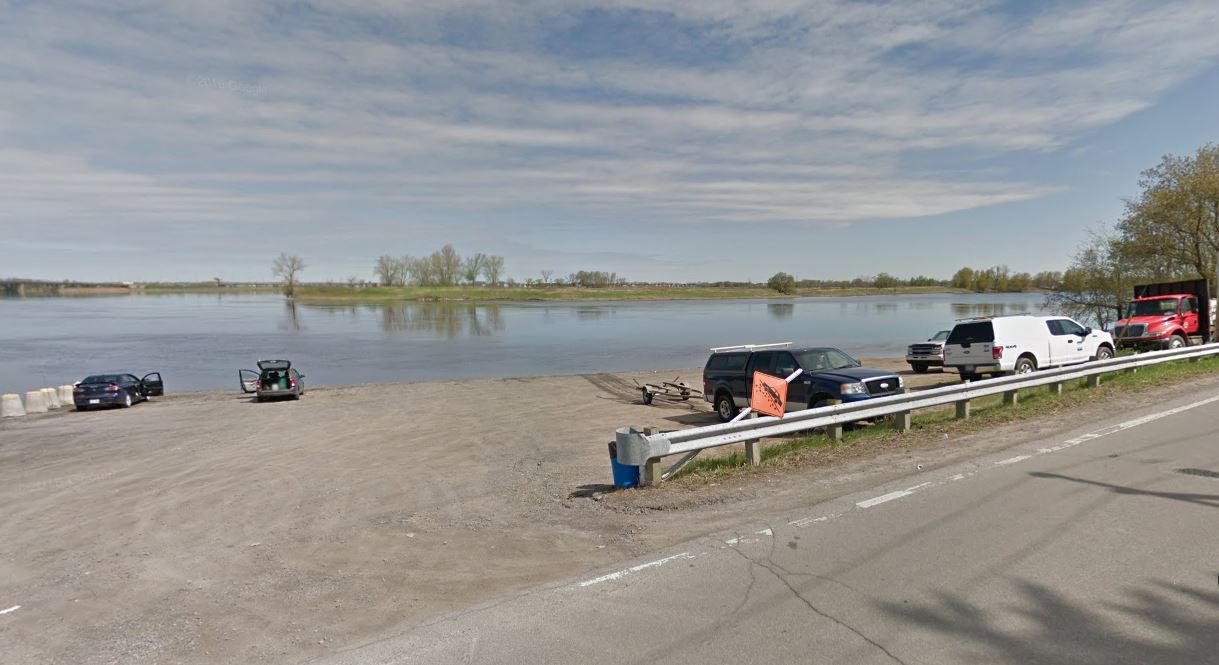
[
  {"left": 108, "top": 384, "right": 121, "bottom": 391},
  {"left": 254, "top": 380, "right": 261, "bottom": 390},
  {"left": 289, "top": 379, "right": 296, "bottom": 388},
  {"left": 992, "top": 346, "right": 1003, "bottom": 360}
]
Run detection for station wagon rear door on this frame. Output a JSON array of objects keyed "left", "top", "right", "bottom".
[{"left": 239, "top": 369, "right": 259, "bottom": 393}]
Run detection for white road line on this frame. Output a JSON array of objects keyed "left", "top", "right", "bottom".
[
  {"left": 1038, "top": 394, "right": 1219, "bottom": 455},
  {"left": 0, "top": 605, "right": 19, "bottom": 615},
  {"left": 755, "top": 528, "right": 773, "bottom": 536},
  {"left": 790, "top": 513, "right": 841, "bottom": 527},
  {"left": 995, "top": 455, "right": 1031, "bottom": 466},
  {"left": 578, "top": 553, "right": 695, "bottom": 587},
  {"left": 856, "top": 490, "right": 914, "bottom": 508}
]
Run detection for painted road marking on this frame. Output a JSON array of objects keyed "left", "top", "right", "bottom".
[
  {"left": 1039, "top": 394, "right": 1219, "bottom": 455},
  {"left": 790, "top": 513, "right": 842, "bottom": 527},
  {"left": 785, "top": 396, "right": 1219, "bottom": 532},
  {"left": 0, "top": 605, "right": 19, "bottom": 615},
  {"left": 579, "top": 553, "right": 695, "bottom": 587},
  {"left": 755, "top": 528, "right": 773, "bottom": 536},
  {"left": 856, "top": 490, "right": 913, "bottom": 508}
]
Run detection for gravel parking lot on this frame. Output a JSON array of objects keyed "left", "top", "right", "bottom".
[{"left": 0, "top": 361, "right": 1103, "bottom": 663}]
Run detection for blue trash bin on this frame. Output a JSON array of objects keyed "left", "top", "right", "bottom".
[{"left": 608, "top": 441, "right": 639, "bottom": 489}]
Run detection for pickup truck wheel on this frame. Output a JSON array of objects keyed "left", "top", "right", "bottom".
[
  {"left": 910, "top": 363, "right": 929, "bottom": 373},
  {"left": 1014, "top": 357, "right": 1036, "bottom": 375},
  {"left": 714, "top": 393, "right": 738, "bottom": 422},
  {"left": 1094, "top": 346, "right": 1114, "bottom": 361},
  {"left": 1168, "top": 334, "right": 1186, "bottom": 349}
]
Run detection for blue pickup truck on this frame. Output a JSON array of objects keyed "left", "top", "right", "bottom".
[{"left": 702, "top": 343, "right": 904, "bottom": 422}]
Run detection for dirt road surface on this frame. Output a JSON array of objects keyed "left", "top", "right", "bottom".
[{"left": 0, "top": 361, "right": 1168, "bottom": 663}]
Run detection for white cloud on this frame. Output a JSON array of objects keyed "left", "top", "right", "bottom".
[{"left": 1, "top": 0, "right": 1218, "bottom": 267}]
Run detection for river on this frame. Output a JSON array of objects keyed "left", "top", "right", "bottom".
[{"left": 0, "top": 292, "right": 1049, "bottom": 394}]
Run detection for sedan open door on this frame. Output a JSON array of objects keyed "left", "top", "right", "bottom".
[
  {"left": 141, "top": 372, "right": 165, "bottom": 396},
  {"left": 239, "top": 369, "right": 259, "bottom": 393}
]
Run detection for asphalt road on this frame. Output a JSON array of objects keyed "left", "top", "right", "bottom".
[{"left": 317, "top": 392, "right": 1219, "bottom": 665}]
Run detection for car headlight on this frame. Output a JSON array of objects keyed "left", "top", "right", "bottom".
[
  {"left": 840, "top": 382, "right": 867, "bottom": 395},
  {"left": 907, "top": 346, "right": 915, "bottom": 354}
]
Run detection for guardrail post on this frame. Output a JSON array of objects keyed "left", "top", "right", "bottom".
[
  {"left": 1003, "top": 390, "right": 1018, "bottom": 406},
  {"left": 955, "top": 399, "right": 970, "bottom": 420},
  {"left": 826, "top": 398, "right": 843, "bottom": 441},
  {"left": 1048, "top": 382, "right": 1063, "bottom": 396},
  {"left": 1189, "top": 356, "right": 1201, "bottom": 364},
  {"left": 893, "top": 410, "right": 912, "bottom": 432},
  {"left": 634, "top": 428, "right": 663, "bottom": 485},
  {"left": 643, "top": 458, "right": 661, "bottom": 485},
  {"left": 745, "top": 412, "right": 762, "bottom": 465},
  {"left": 1087, "top": 374, "right": 1101, "bottom": 388}
]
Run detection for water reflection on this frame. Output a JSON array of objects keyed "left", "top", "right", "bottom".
[
  {"left": 279, "top": 300, "right": 304, "bottom": 331},
  {"left": 767, "top": 303, "right": 794, "bottom": 320},
  {"left": 576, "top": 306, "right": 611, "bottom": 320},
  {"left": 950, "top": 301, "right": 1044, "bottom": 318},
  {"left": 372, "top": 302, "right": 505, "bottom": 338}
]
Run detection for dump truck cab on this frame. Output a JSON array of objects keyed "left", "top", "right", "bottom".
[{"left": 1112, "top": 279, "right": 1216, "bottom": 350}]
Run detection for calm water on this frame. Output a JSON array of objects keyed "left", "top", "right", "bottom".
[{"left": 0, "top": 293, "right": 1048, "bottom": 394}]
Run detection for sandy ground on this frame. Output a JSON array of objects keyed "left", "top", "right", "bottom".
[{"left": 0, "top": 360, "right": 1190, "bottom": 664}]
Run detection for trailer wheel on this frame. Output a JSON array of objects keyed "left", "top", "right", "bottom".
[
  {"left": 1168, "top": 334, "right": 1186, "bottom": 349},
  {"left": 641, "top": 388, "right": 654, "bottom": 405}
]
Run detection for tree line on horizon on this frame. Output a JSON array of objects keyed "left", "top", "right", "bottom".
[{"left": 373, "top": 245, "right": 506, "bottom": 287}]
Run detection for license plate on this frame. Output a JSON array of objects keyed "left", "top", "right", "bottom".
[
  {"left": 962, "top": 366, "right": 974, "bottom": 373},
  {"left": 89, "top": 399, "right": 100, "bottom": 404}
]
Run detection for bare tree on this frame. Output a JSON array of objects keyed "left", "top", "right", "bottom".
[
  {"left": 439, "top": 244, "right": 462, "bottom": 286},
  {"left": 374, "top": 255, "right": 406, "bottom": 286},
  {"left": 462, "top": 253, "right": 487, "bottom": 284},
  {"left": 484, "top": 255, "right": 505, "bottom": 286},
  {"left": 271, "top": 253, "right": 306, "bottom": 298},
  {"left": 540, "top": 269, "right": 553, "bottom": 284}
]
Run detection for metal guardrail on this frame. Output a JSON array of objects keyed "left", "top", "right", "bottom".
[{"left": 615, "top": 343, "right": 1219, "bottom": 482}]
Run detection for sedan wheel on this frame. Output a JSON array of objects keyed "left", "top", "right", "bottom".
[{"left": 123, "top": 393, "right": 133, "bottom": 408}]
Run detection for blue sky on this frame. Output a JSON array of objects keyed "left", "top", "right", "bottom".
[{"left": 2, "top": 0, "right": 1218, "bottom": 283}]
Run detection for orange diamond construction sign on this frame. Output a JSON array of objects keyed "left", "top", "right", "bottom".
[{"left": 750, "top": 371, "right": 788, "bottom": 418}]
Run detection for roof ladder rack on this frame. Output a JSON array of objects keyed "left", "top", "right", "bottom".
[{"left": 709, "top": 342, "right": 792, "bottom": 353}]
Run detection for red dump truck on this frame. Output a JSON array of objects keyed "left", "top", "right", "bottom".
[{"left": 1112, "top": 278, "right": 1216, "bottom": 350}]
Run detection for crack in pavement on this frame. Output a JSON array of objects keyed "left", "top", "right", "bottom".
[{"left": 726, "top": 533, "right": 909, "bottom": 665}]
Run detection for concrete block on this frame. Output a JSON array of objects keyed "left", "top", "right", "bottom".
[
  {"left": 1, "top": 394, "right": 25, "bottom": 417},
  {"left": 42, "top": 387, "right": 61, "bottom": 409},
  {"left": 24, "top": 390, "right": 47, "bottom": 414},
  {"left": 59, "top": 385, "right": 74, "bottom": 405}
]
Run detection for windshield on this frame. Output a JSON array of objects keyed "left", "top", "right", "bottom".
[
  {"left": 1125, "top": 299, "right": 1178, "bottom": 318},
  {"left": 931, "top": 330, "right": 951, "bottom": 341},
  {"left": 794, "top": 348, "right": 859, "bottom": 371}
]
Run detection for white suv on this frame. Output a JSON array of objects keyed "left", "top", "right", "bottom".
[{"left": 942, "top": 315, "right": 1116, "bottom": 381}]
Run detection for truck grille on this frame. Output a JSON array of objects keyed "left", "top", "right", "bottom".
[
  {"left": 909, "top": 344, "right": 942, "bottom": 355},
  {"left": 865, "top": 377, "right": 900, "bottom": 395},
  {"left": 1114, "top": 324, "right": 1146, "bottom": 338}
]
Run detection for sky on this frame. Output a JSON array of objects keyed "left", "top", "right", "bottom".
[{"left": 1, "top": 0, "right": 1218, "bottom": 284}]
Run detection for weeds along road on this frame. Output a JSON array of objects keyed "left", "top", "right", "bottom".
[
  {"left": 317, "top": 390, "right": 1219, "bottom": 665},
  {"left": 0, "top": 360, "right": 1214, "bottom": 663}
]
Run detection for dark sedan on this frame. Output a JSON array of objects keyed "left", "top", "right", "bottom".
[{"left": 73, "top": 372, "right": 164, "bottom": 410}]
